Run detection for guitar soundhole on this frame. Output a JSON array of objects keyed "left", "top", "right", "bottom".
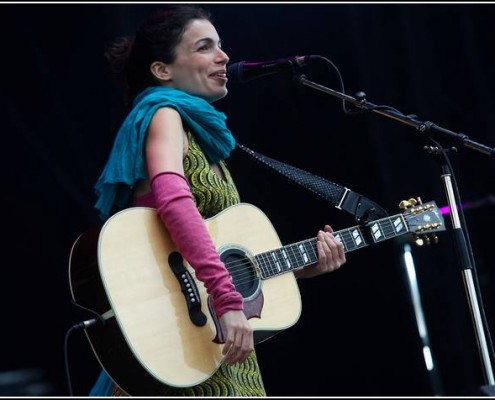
[{"left": 221, "top": 248, "right": 260, "bottom": 299}]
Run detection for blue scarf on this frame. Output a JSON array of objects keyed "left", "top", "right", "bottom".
[{"left": 94, "top": 86, "right": 236, "bottom": 220}]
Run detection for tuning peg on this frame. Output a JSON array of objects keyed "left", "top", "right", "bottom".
[
  {"left": 400, "top": 199, "right": 412, "bottom": 210},
  {"left": 399, "top": 197, "right": 420, "bottom": 211},
  {"left": 431, "top": 234, "right": 439, "bottom": 244},
  {"left": 413, "top": 235, "right": 424, "bottom": 247}
]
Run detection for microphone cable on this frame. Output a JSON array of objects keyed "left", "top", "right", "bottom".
[
  {"left": 297, "top": 54, "right": 405, "bottom": 117},
  {"left": 64, "top": 302, "right": 105, "bottom": 396}
]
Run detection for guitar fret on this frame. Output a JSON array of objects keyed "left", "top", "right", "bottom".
[
  {"left": 297, "top": 242, "right": 311, "bottom": 264},
  {"left": 256, "top": 252, "right": 270, "bottom": 278},
  {"left": 267, "top": 252, "right": 276, "bottom": 276},
  {"left": 268, "top": 251, "right": 278, "bottom": 275},
  {"left": 333, "top": 232, "right": 347, "bottom": 252},
  {"left": 382, "top": 218, "right": 397, "bottom": 239},
  {"left": 369, "top": 219, "right": 385, "bottom": 242},
  {"left": 368, "top": 215, "right": 408, "bottom": 243},
  {"left": 343, "top": 230, "right": 356, "bottom": 251},
  {"left": 304, "top": 239, "right": 318, "bottom": 264},
  {"left": 281, "top": 248, "right": 292, "bottom": 270},
  {"left": 270, "top": 250, "right": 281, "bottom": 273},
  {"left": 338, "top": 227, "right": 366, "bottom": 252},
  {"left": 294, "top": 243, "right": 305, "bottom": 265},
  {"left": 393, "top": 215, "right": 407, "bottom": 235},
  {"left": 352, "top": 227, "right": 365, "bottom": 248},
  {"left": 287, "top": 244, "right": 300, "bottom": 267},
  {"left": 296, "top": 239, "right": 318, "bottom": 266},
  {"left": 279, "top": 249, "right": 289, "bottom": 271}
]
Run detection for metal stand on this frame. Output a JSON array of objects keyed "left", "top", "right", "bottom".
[
  {"left": 293, "top": 71, "right": 495, "bottom": 387},
  {"left": 435, "top": 152, "right": 495, "bottom": 385}
]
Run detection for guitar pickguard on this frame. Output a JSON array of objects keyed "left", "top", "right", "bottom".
[{"left": 209, "top": 245, "right": 265, "bottom": 344}]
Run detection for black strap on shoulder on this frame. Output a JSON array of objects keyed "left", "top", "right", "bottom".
[{"left": 236, "top": 143, "right": 388, "bottom": 222}]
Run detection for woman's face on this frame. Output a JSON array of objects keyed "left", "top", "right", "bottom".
[{"left": 166, "top": 19, "right": 229, "bottom": 103}]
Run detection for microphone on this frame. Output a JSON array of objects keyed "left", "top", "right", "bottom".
[{"left": 227, "top": 55, "right": 318, "bottom": 83}]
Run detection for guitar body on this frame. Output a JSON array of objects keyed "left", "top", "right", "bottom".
[{"left": 69, "top": 203, "right": 302, "bottom": 394}]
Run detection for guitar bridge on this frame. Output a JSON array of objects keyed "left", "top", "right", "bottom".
[{"left": 168, "top": 252, "right": 207, "bottom": 327}]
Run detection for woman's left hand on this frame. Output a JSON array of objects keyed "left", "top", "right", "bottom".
[{"left": 294, "top": 225, "right": 346, "bottom": 279}]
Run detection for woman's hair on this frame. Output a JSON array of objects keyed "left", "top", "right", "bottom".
[{"left": 104, "top": 5, "right": 212, "bottom": 104}]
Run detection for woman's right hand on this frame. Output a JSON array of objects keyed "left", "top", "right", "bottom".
[{"left": 219, "top": 309, "right": 254, "bottom": 365}]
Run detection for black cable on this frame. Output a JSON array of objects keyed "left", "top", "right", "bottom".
[
  {"left": 70, "top": 300, "right": 106, "bottom": 326},
  {"left": 310, "top": 55, "right": 403, "bottom": 117},
  {"left": 64, "top": 301, "right": 105, "bottom": 395},
  {"left": 64, "top": 324, "right": 79, "bottom": 396}
]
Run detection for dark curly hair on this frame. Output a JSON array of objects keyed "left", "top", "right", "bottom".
[{"left": 104, "top": 5, "right": 212, "bottom": 105}]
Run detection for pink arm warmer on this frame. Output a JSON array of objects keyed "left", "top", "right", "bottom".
[{"left": 150, "top": 171, "right": 244, "bottom": 318}]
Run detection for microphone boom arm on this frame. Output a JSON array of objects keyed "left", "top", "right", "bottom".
[{"left": 295, "top": 74, "right": 495, "bottom": 157}]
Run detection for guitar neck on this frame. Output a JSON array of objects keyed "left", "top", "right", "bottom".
[{"left": 256, "top": 213, "right": 409, "bottom": 279}]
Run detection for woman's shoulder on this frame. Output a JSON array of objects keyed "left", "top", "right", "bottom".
[{"left": 153, "top": 105, "right": 181, "bottom": 118}]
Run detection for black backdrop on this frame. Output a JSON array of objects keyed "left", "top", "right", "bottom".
[{"left": 1, "top": 2, "right": 494, "bottom": 397}]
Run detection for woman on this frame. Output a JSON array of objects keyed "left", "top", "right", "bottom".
[{"left": 90, "top": 5, "right": 346, "bottom": 396}]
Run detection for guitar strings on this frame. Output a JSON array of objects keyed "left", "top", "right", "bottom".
[
  {"left": 211, "top": 217, "right": 435, "bottom": 288},
  {"left": 188, "top": 211, "right": 439, "bottom": 289},
  {"left": 206, "top": 226, "right": 372, "bottom": 288},
  {"left": 221, "top": 229, "right": 365, "bottom": 287}
]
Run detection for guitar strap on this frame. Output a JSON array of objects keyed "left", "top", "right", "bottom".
[{"left": 236, "top": 142, "right": 389, "bottom": 222}]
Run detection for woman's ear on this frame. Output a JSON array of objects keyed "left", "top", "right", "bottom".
[{"left": 150, "top": 61, "right": 171, "bottom": 81}]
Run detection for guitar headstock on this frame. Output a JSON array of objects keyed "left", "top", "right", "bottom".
[{"left": 400, "top": 197, "right": 446, "bottom": 246}]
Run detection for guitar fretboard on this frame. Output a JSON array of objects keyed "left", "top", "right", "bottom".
[{"left": 256, "top": 213, "right": 409, "bottom": 279}]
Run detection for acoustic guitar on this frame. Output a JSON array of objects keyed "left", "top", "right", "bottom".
[{"left": 68, "top": 199, "right": 445, "bottom": 394}]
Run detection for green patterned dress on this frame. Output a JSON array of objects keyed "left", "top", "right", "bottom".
[{"left": 112, "top": 131, "right": 266, "bottom": 397}]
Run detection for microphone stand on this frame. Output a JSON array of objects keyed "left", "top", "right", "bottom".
[
  {"left": 294, "top": 74, "right": 495, "bottom": 388},
  {"left": 295, "top": 75, "right": 494, "bottom": 157}
]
